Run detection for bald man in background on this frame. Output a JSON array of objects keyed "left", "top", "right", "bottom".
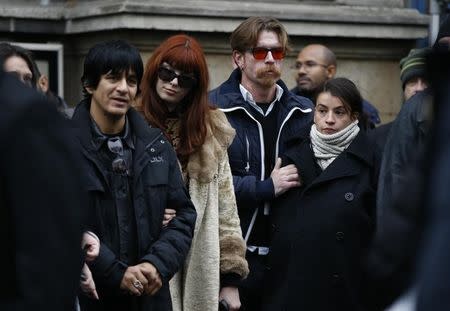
[{"left": 291, "top": 44, "right": 381, "bottom": 129}]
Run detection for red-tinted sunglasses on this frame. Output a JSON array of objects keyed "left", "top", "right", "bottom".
[
  {"left": 248, "top": 47, "right": 285, "bottom": 60},
  {"left": 157, "top": 67, "right": 197, "bottom": 89}
]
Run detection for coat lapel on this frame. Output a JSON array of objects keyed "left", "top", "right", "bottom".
[
  {"left": 307, "top": 152, "right": 361, "bottom": 189},
  {"left": 285, "top": 139, "right": 319, "bottom": 187}
]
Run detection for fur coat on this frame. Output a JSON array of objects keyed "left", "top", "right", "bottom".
[{"left": 170, "top": 109, "right": 249, "bottom": 311}]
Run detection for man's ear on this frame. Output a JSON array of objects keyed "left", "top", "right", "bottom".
[
  {"left": 232, "top": 50, "right": 245, "bottom": 70},
  {"left": 38, "top": 75, "right": 49, "bottom": 93},
  {"left": 326, "top": 65, "right": 336, "bottom": 79},
  {"left": 84, "top": 84, "right": 94, "bottom": 94}
]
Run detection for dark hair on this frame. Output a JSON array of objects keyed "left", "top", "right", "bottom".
[
  {"left": 321, "top": 77, "right": 363, "bottom": 117},
  {"left": 0, "top": 42, "right": 38, "bottom": 88},
  {"left": 81, "top": 40, "right": 143, "bottom": 99},
  {"left": 230, "top": 16, "right": 290, "bottom": 53},
  {"left": 138, "top": 34, "right": 210, "bottom": 164}
]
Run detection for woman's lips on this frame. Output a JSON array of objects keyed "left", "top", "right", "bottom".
[{"left": 163, "top": 87, "right": 177, "bottom": 95}]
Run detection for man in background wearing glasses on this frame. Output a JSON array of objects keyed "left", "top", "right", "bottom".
[
  {"left": 72, "top": 40, "right": 196, "bottom": 311},
  {"left": 209, "top": 16, "right": 313, "bottom": 310},
  {"left": 292, "top": 44, "right": 381, "bottom": 129}
]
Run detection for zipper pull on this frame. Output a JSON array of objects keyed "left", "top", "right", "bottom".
[{"left": 245, "top": 135, "right": 250, "bottom": 173}]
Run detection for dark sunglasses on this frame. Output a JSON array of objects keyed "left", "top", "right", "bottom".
[
  {"left": 157, "top": 67, "right": 197, "bottom": 89},
  {"left": 248, "top": 47, "right": 285, "bottom": 60},
  {"left": 107, "top": 137, "right": 129, "bottom": 175}
]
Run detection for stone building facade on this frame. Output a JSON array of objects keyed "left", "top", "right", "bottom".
[{"left": 0, "top": 0, "right": 428, "bottom": 122}]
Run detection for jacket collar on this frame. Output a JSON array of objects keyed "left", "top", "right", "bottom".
[
  {"left": 72, "top": 99, "right": 162, "bottom": 152},
  {"left": 185, "top": 109, "right": 235, "bottom": 183},
  {"left": 90, "top": 115, "right": 134, "bottom": 151}
]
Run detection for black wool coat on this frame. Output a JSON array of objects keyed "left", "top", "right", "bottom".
[{"left": 262, "top": 128, "right": 380, "bottom": 311}]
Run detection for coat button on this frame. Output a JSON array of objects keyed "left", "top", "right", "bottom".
[
  {"left": 344, "top": 192, "right": 354, "bottom": 201},
  {"left": 336, "top": 231, "right": 345, "bottom": 241},
  {"left": 150, "top": 148, "right": 155, "bottom": 152},
  {"left": 160, "top": 140, "right": 165, "bottom": 144}
]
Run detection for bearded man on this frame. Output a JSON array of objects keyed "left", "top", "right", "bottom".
[{"left": 209, "top": 16, "right": 313, "bottom": 311}]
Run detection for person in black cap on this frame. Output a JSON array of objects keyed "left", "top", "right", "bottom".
[
  {"left": 372, "top": 47, "right": 430, "bottom": 152},
  {"left": 399, "top": 48, "right": 430, "bottom": 101}
]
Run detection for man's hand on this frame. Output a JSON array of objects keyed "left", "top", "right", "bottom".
[
  {"left": 270, "top": 158, "right": 301, "bottom": 197},
  {"left": 219, "top": 286, "right": 241, "bottom": 311},
  {"left": 137, "top": 262, "right": 162, "bottom": 296},
  {"left": 82, "top": 231, "right": 100, "bottom": 262},
  {"left": 80, "top": 263, "right": 99, "bottom": 300},
  {"left": 120, "top": 265, "right": 149, "bottom": 296},
  {"left": 162, "top": 208, "right": 176, "bottom": 227}
]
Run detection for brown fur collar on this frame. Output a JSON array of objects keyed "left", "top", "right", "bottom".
[{"left": 186, "top": 109, "right": 235, "bottom": 182}]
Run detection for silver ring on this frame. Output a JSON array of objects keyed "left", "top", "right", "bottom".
[{"left": 133, "top": 280, "right": 143, "bottom": 289}]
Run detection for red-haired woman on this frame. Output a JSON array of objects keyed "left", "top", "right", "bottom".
[{"left": 137, "top": 34, "right": 249, "bottom": 311}]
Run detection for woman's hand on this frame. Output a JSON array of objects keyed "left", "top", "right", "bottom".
[
  {"left": 82, "top": 231, "right": 100, "bottom": 262},
  {"left": 80, "top": 263, "right": 99, "bottom": 300},
  {"left": 162, "top": 208, "right": 177, "bottom": 226},
  {"left": 219, "top": 286, "right": 241, "bottom": 311}
]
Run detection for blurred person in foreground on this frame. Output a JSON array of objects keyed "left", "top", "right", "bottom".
[
  {"left": 0, "top": 70, "right": 85, "bottom": 309},
  {"left": 364, "top": 16, "right": 450, "bottom": 311},
  {"left": 414, "top": 15, "right": 450, "bottom": 311}
]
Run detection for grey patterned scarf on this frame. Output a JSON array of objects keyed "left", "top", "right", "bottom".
[{"left": 310, "top": 120, "right": 360, "bottom": 170}]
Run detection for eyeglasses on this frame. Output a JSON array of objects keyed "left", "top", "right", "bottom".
[
  {"left": 293, "top": 61, "right": 328, "bottom": 71},
  {"left": 107, "top": 137, "right": 129, "bottom": 175},
  {"left": 248, "top": 47, "right": 285, "bottom": 60},
  {"left": 157, "top": 67, "right": 197, "bottom": 89}
]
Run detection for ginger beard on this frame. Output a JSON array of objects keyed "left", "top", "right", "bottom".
[{"left": 256, "top": 65, "right": 281, "bottom": 88}]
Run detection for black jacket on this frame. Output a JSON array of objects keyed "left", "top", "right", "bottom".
[
  {"left": 366, "top": 91, "right": 432, "bottom": 309},
  {"left": 0, "top": 74, "right": 85, "bottom": 310},
  {"left": 262, "top": 128, "right": 380, "bottom": 311},
  {"left": 72, "top": 100, "right": 196, "bottom": 311}
]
